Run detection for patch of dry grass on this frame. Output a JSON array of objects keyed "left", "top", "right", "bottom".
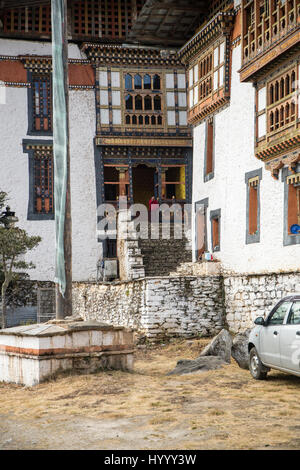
[{"left": 0, "top": 338, "right": 300, "bottom": 450}]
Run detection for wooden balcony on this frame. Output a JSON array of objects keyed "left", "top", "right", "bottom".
[{"left": 240, "top": 0, "right": 300, "bottom": 82}]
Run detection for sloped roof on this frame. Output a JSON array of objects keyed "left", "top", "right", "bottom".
[
  {"left": 1, "top": 0, "right": 209, "bottom": 46},
  {"left": 128, "top": 0, "right": 208, "bottom": 46}
]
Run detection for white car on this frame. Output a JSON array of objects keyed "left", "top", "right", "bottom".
[{"left": 248, "top": 295, "right": 300, "bottom": 379}]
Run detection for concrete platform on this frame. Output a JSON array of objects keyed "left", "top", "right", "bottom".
[{"left": 0, "top": 320, "right": 134, "bottom": 386}]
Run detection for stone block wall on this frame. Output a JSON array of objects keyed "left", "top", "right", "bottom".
[
  {"left": 224, "top": 272, "right": 300, "bottom": 332},
  {"left": 73, "top": 280, "right": 145, "bottom": 331},
  {"left": 4, "top": 270, "right": 300, "bottom": 338},
  {"left": 72, "top": 275, "right": 225, "bottom": 339},
  {"left": 143, "top": 277, "right": 224, "bottom": 338}
]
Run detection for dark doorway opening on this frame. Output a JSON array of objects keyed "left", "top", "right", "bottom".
[{"left": 132, "top": 164, "right": 156, "bottom": 207}]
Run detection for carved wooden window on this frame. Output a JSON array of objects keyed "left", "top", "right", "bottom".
[
  {"left": 208, "top": 0, "right": 233, "bottom": 18},
  {"left": 154, "top": 95, "right": 161, "bottom": 110},
  {"left": 34, "top": 152, "right": 54, "bottom": 214},
  {"left": 135, "top": 95, "right": 143, "bottom": 110},
  {"left": 2, "top": 5, "right": 51, "bottom": 37},
  {"left": 124, "top": 72, "right": 163, "bottom": 127},
  {"left": 31, "top": 74, "right": 52, "bottom": 133},
  {"left": 134, "top": 74, "right": 142, "bottom": 90},
  {"left": 188, "top": 41, "right": 225, "bottom": 110},
  {"left": 261, "top": 67, "right": 297, "bottom": 137},
  {"left": 153, "top": 75, "right": 161, "bottom": 90},
  {"left": 242, "top": 0, "right": 299, "bottom": 64},
  {"left": 1, "top": 1, "right": 146, "bottom": 39},
  {"left": 125, "top": 94, "right": 133, "bottom": 110},
  {"left": 125, "top": 74, "right": 133, "bottom": 90},
  {"left": 144, "top": 75, "right": 151, "bottom": 89},
  {"left": 71, "top": 0, "right": 145, "bottom": 39},
  {"left": 144, "top": 95, "right": 152, "bottom": 110}
]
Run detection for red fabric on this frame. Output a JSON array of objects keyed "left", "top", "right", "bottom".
[{"left": 149, "top": 198, "right": 159, "bottom": 211}]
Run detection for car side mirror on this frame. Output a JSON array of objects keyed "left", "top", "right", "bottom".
[{"left": 254, "top": 317, "right": 265, "bottom": 326}]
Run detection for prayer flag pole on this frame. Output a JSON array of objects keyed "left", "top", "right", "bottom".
[{"left": 51, "top": 0, "right": 72, "bottom": 319}]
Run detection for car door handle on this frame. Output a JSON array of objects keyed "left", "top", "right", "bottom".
[
  {"left": 273, "top": 331, "right": 278, "bottom": 336},
  {"left": 296, "top": 331, "right": 300, "bottom": 336}
]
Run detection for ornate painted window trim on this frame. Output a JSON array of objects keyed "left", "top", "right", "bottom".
[
  {"left": 27, "top": 70, "right": 52, "bottom": 136},
  {"left": 245, "top": 168, "right": 262, "bottom": 245},
  {"left": 180, "top": 10, "right": 234, "bottom": 126},
  {"left": 240, "top": 0, "right": 300, "bottom": 82},
  {"left": 282, "top": 165, "right": 300, "bottom": 247},
  {"left": 124, "top": 72, "right": 164, "bottom": 128},
  {"left": 96, "top": 65, "right": 189, "bottom": 136},
  {"left": 22, "top": 140, "right": 54, "bottom": 221},
  {"left": 255, "top": 63, "right": 298, "bottom": 155}
]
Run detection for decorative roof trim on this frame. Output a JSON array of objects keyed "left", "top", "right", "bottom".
[
  {"left": 265, "top": 151, "right": 300, "bottom": 180},
  {"left": 256, "top": 135, "right": 300, "bottom": 162},
  {"left": 178, "top": 10, "right": 235, "bottom": 62},
  {"left": 188, "top": 96, "right": 230, "bottom": 126},
  {"left": 82, "top": 43, "right": 183, "bottom": 67}
]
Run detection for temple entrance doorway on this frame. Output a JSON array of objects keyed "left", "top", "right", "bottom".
[{"left": 132, "top": 164, "right": 156, "bottom": 208}]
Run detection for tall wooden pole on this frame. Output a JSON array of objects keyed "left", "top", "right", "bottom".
[{"left": 52, "top": 0, "right": 72, "bottom": 319}]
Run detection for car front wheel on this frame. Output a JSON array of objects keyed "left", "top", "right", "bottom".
[{"left": 249, "top": 347, "right": 268, "bottom": 380}]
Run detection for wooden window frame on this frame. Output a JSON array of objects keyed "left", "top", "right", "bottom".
[
  {"left": 28, "top": 73, "right": 52, "bottom": 136},
  {"left": 245, "top": 168, "right": 262, "bottom": 244},
  {"left": 204, "top": 118, "right": 215, "bottom": 182},
  {"left": 283, "top": 167, "right": 300, "bottom": 246},
  {"left": 242, "top": 0, "right": 299, "bottom": 65},
  {"left": 123, "top": 72, "right": 163, "bottom": 127},
  {"left": 22, "top": 140, "right": 54, "bottom": 221},
  {"left": 266, "top": 66, "right": 297, "bottom": 136},
  {"left": 210, "top": 209, "right": 221, "bottom": 252},
  {"left": 188, "top": 39, "right": 226, "bottom": 111},
  {"left": 33, "top": 153, "right": 54, "bottom": 215}
]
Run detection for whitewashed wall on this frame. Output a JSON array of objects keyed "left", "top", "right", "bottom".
[
  {"left": 192, "top": 44, "right": 300, "bottom": 275},
  {"left": 0, "top": 38, "right": 86, "bottom": 59},
  {"left": 0, "top": 39, "right": 99, "bottom": 281}
]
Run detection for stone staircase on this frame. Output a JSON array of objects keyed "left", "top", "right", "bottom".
[{"left": 138, "top": 224, "right": 192, "bottom": 277}]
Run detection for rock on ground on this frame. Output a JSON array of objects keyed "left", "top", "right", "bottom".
[
  {"left": 231, "top": 328, "right": 252, "bottom": 370},
  {"left": 198, "top": 329, "right": 233, "bottom": 364},
  {"left": 167, "top": 356, "right": 227, "bottom": 376}
]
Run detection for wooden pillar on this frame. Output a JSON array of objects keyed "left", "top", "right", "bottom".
[
  {"left": 117, "top": 167, "right": 127, "bottom": 197},
  {"left": 161, "top": 168, "right": 166, "bottom": 200}
]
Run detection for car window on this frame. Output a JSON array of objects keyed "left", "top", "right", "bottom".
[
  {"left": 268, "top": 302, "right": 292, "bottom": 326},
  {"left": 287, "top": 301, "right": 300, "bottom": 325}
]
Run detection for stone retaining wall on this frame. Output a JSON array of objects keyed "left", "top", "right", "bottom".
[
  {"left": 4, "top": 271, "right": 300, "bottom": 338},
  {"left": 72, "top": 275, "right": 225, "bottom": 339},
  {"left": 224, "top": 272, "right": 300, "bottom": 332}
]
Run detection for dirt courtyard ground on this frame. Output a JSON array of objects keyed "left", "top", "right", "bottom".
[{"left": 0, "top": 338, "right": 300, "bottom": 450}]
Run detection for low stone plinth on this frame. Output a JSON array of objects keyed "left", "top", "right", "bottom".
[{"left": 0, "top": 320, "right": 134, "bottom": 386}]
